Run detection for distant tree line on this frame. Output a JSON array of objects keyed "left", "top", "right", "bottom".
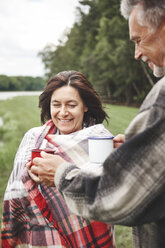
[
  {"left": 0, "top": 75, "right": 45, "bottom": 91},
  {"left": 39, "top": 0, "right": 158, "bottom": 105}
]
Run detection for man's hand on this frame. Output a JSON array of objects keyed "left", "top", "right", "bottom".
[
  {"left": 113, "top": 134, "right": 125, "bottom": 149},
  {"left": 27, "top": 151, "right": 66, "bottom": 186}
]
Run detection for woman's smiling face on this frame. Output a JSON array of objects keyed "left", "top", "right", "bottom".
[{"left": 50, "top": 85, "right": 88, "bottom": 134}]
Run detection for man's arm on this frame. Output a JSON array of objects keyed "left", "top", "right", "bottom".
[{"left": 54, "top": 107, "right": 165, "bottom": 226}]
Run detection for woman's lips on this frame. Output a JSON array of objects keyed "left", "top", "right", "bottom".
[{"left": 58, "top": 119, "right": 72, "bottom": 123}]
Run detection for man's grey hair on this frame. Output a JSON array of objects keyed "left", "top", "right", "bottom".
[{"left": 120, "top": 0, "right": 165, "bottom": 31}]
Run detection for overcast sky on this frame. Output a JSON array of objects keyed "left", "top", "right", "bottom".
[{"left": 0, "top": 0, "right": 80, "bottom": 77}]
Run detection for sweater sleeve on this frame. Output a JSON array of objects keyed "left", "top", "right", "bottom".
[{"left": 55, "top": 99, "right": 165, "bottom": 226}]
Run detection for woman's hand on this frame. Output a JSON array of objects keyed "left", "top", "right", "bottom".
[
  {"left": 27, "top": 161, "right": 41, "bottom": 183},
  {"left": 27, "top": 152, "right": 66, "bottom": 187},
  {"left": 113, "top": 134, "right": 125, "bottom": 149}
]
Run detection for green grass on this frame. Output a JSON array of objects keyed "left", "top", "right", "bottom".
[
  {"left": 104, "top": 103, "right": 139, "bottom": 135},
  {"left": 0, "top": 96, "right": 138, "bottom": 247},
  {"left": 0, "top": 96, "right": 41, "bottom": 214}
]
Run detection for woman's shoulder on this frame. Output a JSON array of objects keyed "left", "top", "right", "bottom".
[
  {"left": 88, "top": 123, "right": 113, "bottom": 137},
  {"left": 24, "top": 125, "right": 44, "bottom": 137},
  {"left": 75, "top": 124, "right": 113, "bottom": 137}
]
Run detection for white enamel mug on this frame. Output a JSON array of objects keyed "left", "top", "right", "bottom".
[{"left": 88, "top": 136, "right": 114, "bottom": 163}]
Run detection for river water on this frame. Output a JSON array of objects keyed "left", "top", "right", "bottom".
[{"left": 0, "top": 91, "right": 42, "bottom": 100}]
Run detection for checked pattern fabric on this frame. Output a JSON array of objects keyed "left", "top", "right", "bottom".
[{"left": 1, "top": 120, "right": 116, "bottom": 248}]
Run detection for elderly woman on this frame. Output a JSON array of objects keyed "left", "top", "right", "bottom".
[{"left": 1, "top": 71, "right": 116, "bottom": 248}]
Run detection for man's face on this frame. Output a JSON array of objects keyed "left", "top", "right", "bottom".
[{"left": 129, "top": 6, "right": 165, "bottom": 77}]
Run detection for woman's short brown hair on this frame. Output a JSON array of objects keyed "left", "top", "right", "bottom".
[{"left": 39, "top": 70, "right": 108, "bottom": 126}]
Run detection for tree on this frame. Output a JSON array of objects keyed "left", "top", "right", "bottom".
[
  {"left": 39, "top": 0, "right": 157, "bottom": 105},
  {"left": 0, "top": 75, "right": 45, "bottom": 91}
]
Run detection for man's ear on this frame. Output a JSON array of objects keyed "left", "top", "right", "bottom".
[{"left": 84, "top": 106, "right": 88, "bottom": 112}]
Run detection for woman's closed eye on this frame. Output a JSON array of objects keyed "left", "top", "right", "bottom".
[
  {"left": 52, "top": 103, "right": 61, "bottom": 107},
  {"left": 68, "top": 104, "right": 77, "bottom": 108}
]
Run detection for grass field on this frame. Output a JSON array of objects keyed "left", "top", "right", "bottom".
[{"left": 0, "top": 96, "right": 138, "bottom": 247}]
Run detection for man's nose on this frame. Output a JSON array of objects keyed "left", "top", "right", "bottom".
[{"left": 134, "top": 45, "right": 142, "bottom": 60}]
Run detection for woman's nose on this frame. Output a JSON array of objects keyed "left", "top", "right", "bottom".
[{"left": 60, "top": 106, "right": 68, "bottom": 116}]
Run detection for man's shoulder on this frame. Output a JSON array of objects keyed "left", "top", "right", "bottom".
[{"left": 140, "top": 76, "right": 165, "bottom": 111}]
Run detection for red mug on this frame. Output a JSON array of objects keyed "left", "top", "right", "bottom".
[{"left": 31, "top": 149, "right": 55, "bottom": 165}]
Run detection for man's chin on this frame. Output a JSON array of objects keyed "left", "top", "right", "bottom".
[{"left": 153, "top": 64, "right": 165, "bottom": 78}]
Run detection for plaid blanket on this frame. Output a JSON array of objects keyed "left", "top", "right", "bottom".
[{"left": 1, "top": 120, "right": 115, "bottom": 248}]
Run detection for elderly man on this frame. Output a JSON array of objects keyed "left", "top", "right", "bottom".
[{"left": 31, "top": 0, "right": 165, "bottom": 247}]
